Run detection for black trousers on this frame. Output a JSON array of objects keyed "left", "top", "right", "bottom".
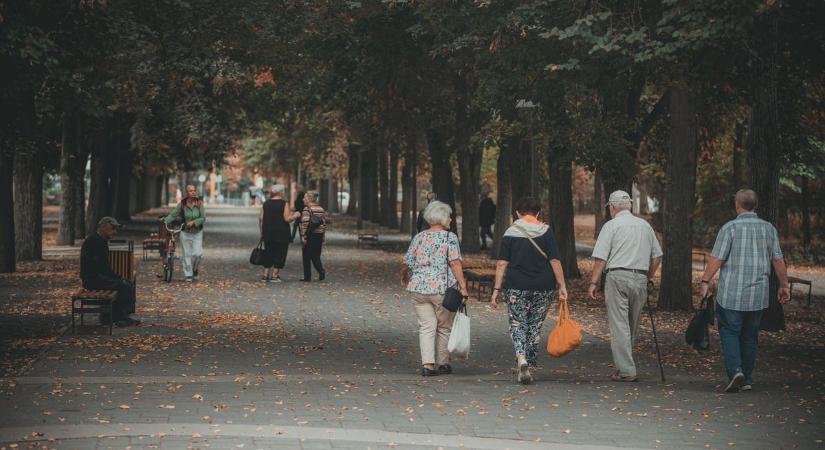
[
  {"left": 480, "top": 224, "right": 494, "bottom": 248},
  {"left": 82, "top": 277, "right": 136, "bottom": 322},
  {"left": 302, "top": 233, "right": 325, "bottom": 280},
  {"left": 262, "top": 240, "right": 289, "bottom": 269}
]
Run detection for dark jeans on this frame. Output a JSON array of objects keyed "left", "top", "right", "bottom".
[
  {"left": 716, "top": 303, "right": 763, "bottom": 385},
  {"left": 302, "top": 233, "right": 325, "bottom": 280},
  {"left": 82, "top": 278, "right": 136, "bottom": 322},
  {"left": 480, "top": 224, "right": 494, "bottom": 248}
]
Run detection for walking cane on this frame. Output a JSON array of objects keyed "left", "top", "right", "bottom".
[{"left": 645, "top": 289, "right": 666, "bottom": 382}]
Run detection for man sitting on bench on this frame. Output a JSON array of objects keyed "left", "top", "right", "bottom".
[{"left": 80, "top": 217, "right": 140, "bottom": 327}]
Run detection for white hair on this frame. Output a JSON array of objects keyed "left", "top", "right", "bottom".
[
  {"left": 270, "top": 184, "right": 285, "bottom": 195},
  {"left": 304, "top": 190, "right": 319, "bottom": 202},
  {"left": 423, "top": 200, "right": 452, "bottom": 227},
  {"left": 610, "top": 200, "right": 632, "bottom": 211}
]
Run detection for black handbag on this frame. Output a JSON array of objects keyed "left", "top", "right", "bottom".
[
  {"left": 442, "top": 286, "right": 464, "bottom": 312},
  {"left": 438, "top": 231, "right": 465, "bottom": 312},
  {"left": 685, "top": 295, "right": 714, "bottom": 351},
  {"left": 249, "top": 239, "right": 265, "bottom": 266}
]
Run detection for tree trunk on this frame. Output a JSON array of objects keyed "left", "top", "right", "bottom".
[
  {"left": 379, "top": 144, "right": 390, "bottom": 225},
  {"left": 369, "top": 145, "right": 380, "bottom": 223},
  {"left": 410, "top": 136, "right": 419, "bottom": 238},
  {"left": 427, "top": 129, "right": 455, "bottom": 207},
  {"left": 491, "top": 149, "right": 512, "bottom": 258},
  {"left": 400, "top": 157, "right": 411, "bottom": 232},
  {"left": 801, "top": 177, "right": 811, "bottom": 249},
  {"left": 73, "top": 142, "right": 89, "bottom": 238},
  {"left": 57, "top": 110, "right": 79, "bottom": 246},
  {"left": 732, "top": 120, "right": 746, "bottom": 190},
  {"left": 457, "top": 144, "right": 482, "bottom": 252},
  {"left": 548, "top": 147, "right": 581, "bottom": 278},
  {"left": 0, "top": 151, "right": 16, "bottom": 272},
  {"left": 506, "top": 135, "right": 533, "bottom": 202},
  {"left": 346, "top": 146, "right": 358, "bottom": 216},
  {"left": 658, "top": 86, "right": 698, "bottom": 311},
  {"left": 112, "top": 147, "right": 132, "bottom": 221},
  {"left": 594, "top": 169, "right": 605, "bottom": 238},
  {"left": 86, "top": 131, "right": 109, "bottom": 236},
  {"left": 746, "top": 13, "right": 783, "bottom": 331},
  {"left": 387, "top": 143, "right": 399, "bottom": 228},
  {"left": 13, "top": 149, "right": 44, "bottom": 261}
]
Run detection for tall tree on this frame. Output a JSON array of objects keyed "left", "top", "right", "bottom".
[{"left": 659, "top": 86, "right": 698, "bottom": 310}]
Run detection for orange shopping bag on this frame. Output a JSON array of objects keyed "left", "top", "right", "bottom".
[{"left": 547, "top": 298, "right": 582, "bottom": 357}]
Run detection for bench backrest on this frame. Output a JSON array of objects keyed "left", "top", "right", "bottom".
[{"left": 108, "top": 240, "right": 135, "bottom": 281}]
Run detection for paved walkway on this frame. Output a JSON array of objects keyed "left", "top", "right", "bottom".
[{"left": 1, "top": 208, "right": 823, "bottom": 449}]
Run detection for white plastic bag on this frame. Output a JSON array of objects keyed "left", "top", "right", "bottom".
[{"left": 447, "top": 305, "right": 470, "bottom": 359}]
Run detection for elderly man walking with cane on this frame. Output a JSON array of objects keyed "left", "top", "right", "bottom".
[
  {"left": 588, "top": 191, "right": 663, "bottom": 382},
  {"left": 698, "top": 189, "right": 791, "bottom": 393}
]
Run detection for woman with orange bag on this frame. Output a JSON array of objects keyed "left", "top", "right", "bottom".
[{"left": 491, "top": 197, "right": 568, "bottom": 385}]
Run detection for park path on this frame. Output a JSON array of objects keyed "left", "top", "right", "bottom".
[{"left": 0, "top": 207, "right": 822, "bottom": 449}]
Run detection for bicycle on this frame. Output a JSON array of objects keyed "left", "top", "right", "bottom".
[{"left": 160, "top": 221, "right": 183, "bottom": 282}]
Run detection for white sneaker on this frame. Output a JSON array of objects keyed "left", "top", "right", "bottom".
[
  {"left": 185, "top": 277, "right": 193, "bottom": 283},
  {"left": 741, "top": 384, "right": 752, "bottom": 392},
  {"left": 724, "top": 372, "right": 745, "bottom": 393}
]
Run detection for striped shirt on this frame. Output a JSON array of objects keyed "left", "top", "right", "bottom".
[
  {"left": 299, "top": 205, "right": 328, "bottom": 237},
  {"left": 711, "top": 212, "right": 783, "bottom": 311}
]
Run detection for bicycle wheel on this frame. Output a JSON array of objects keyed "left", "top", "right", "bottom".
[{"left": 164, "top": 256, "right": 173, "bottom": 282}]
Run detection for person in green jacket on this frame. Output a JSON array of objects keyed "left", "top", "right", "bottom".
[{"left": 165, "top": 184, "right": 206, "bottom": 282}]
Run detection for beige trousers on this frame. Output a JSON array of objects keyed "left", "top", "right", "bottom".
[
  {"left": 412, "top": 293, "right": 455, "bottom": 366},
  {"left": 605, "top": 271, "right": 648, "bottom": 378}
]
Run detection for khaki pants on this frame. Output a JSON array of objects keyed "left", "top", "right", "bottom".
[
  {"left": 412, "top": 293, "right": 455, "bottom": 366},
  {"left": 605, "top": 271, "right": 648, "bottom": 378}
]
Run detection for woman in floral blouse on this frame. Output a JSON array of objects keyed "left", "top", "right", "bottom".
[{"left": 402, "top": 201, "right": 469, "bottom": 376}]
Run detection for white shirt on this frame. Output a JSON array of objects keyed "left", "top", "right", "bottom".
[{"left": 592, "top": 210, "right": 663, "bottom": 270}]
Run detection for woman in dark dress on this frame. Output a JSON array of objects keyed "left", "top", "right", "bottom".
[{"left": 259, "top": 184, "right": 300, "bottom": 282}]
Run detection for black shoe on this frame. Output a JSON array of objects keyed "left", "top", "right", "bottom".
[
  {"left": 115, "top": 320, "right": 131, "bottom": 328},
  {"left": 437, "top": 364, "right": 452, "bottom": 375},
  {"left": 319, "top": 271, "right": 326, "bottom": 281},
  {"left": 421, "top": 367, "right": 440, "bottom": 377},
  {"left": 300, "top": 278, "right": 311, "bottom": 282},
  {"left": 126, "top": 317, "right": 141, "bottom": 326}
]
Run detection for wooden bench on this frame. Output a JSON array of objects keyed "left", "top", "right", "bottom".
[
  {"left": 71, "top": 289, "right": 116, "bottom": 335},
  {"left": 788, "top": 276, "right": 813, "bottom": 307},
  {"left": 692, "top": 251, "right": 708, "bottom": 271},
  {"left": 464, "top": 268, "right": 497, "bottom": 301},
  {"left": 357, "top": 233, "right": 379, "bottom": 248},
  {"left": 71, "top": 240, "right": 136, "bottom": 334},
  {"left": 142, "top": 217, "right": 168, "bottom": 260}
]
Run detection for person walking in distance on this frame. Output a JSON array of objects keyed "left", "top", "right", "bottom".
[
  {"left": 479, "top": 194, "right": 496, "bottom": 250},
  {"left": 698, "top": 189, "right": 791, "bottom": 393},
  {"left": 299, "top": 191, "right": 329, "bottom": 281},
  {"left": 165, "top": 184, "right": 206, "bottom": 282},
  {"left": 587, "top": 190, "right": 662, "bottom": 382},
  {"left": 259, "top": 184, "right": 301, "bottom": 282}
]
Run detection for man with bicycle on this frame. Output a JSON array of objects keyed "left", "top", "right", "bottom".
[{"left": 80, "top": 217, "right": 140, "bottom": 327}]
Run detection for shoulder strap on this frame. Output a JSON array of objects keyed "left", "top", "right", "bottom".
[{"left": 512, "top": 223, "right": 549, "bottom": 262}]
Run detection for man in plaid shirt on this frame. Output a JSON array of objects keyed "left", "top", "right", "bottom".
[{"left": 699, "top": 189, "right": 791, "bottom": 393}]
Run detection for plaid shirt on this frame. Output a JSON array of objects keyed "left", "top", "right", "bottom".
[{"left": 711, "top": 212, "right": 783, "bottom": 311}]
